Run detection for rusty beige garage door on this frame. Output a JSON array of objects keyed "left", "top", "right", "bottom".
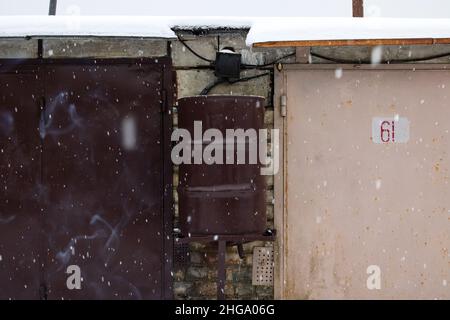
[{"left": 274, "top": 65, "right": 450, "bottom": 299}]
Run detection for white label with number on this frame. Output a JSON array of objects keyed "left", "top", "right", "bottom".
[{"left": 372, "top": 117, "right": 410, "bottom": 143}]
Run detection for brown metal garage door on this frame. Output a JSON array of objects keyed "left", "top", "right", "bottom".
[
  {"left": 0, "top": 63, "right": 43, "bottom": 299},
  {"left": 0, "top": 59, "right": 173, "bottom": 300},
  {"left": 275, "top": 64, "right": 450, "bottom": 299}
]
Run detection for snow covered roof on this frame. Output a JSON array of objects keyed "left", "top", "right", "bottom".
[
  {"left": 2, "top": 16, "right": 450, "bottom": 48},
  {"left": 0, "top": 16, "right": 252, "bottom": 38},
  {"left": 247, "top": 17, "right": 450, "bottom": 46},
  {"left": 0, "top": 16, "right": 175, "bottom": 38},
  {"left": 0, "top": 16, "right": 177, "bottom": 38}
]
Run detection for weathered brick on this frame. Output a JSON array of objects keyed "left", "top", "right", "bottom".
[
  {"left": 255, "top": 286, "right": 274, "bottom": 299},
  {"left": 266, "top": 189, "right": 274, "bottom": 204},
  {"left": 264, "top": 109, "right": 274, "bottom": 125},
  {"left": 173, "top": 269, "right": 185, "bottom": 281},
  {"left": 207, "top": 268, "right": 218, "bottom": 280},
  {"left": 195, "top": 282, "right": 216, "bottom": 297},
  {"left": 174, "top": 281, "right": 194, "bottom": 299},
  {"left": 266, "top": 204, "right": 274, "bottom": 221},
  {"left": 204, "top": 249, "right": 243, "bottom": 266},
  {"left": 244, "top": 254, "right": 253, "bottom": 266},
  {"left": 173, "top": 112, "right": 179, "bottom": 127},
  {"left": 235, "top": 283, "right": 255, "bottom": 298},
  {"left": 189, "top": 242, "right": 208, "bottom": 251},
  {"left": 190, "top": 251, "right": 204, "bottom": 265},
  {"left": 186, "top": 266, "right": 208, "bottom": 280},
  {"left": 228, "top": 265, "right": 253, "bottom": 282},
  {"left": 173, "top": 173, "right": 179, "bottom": 187},
  {"left": 226, "top": 251, "right": 244, "bottom": 265},
  {"left": 266, "top": 175, "right": 274, "bottom": 188},
  {"left": 243, "top": 241, "right": 267, "bottom": 254}
]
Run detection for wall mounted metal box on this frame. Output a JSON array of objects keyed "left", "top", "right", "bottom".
[
  {"left": 177, "top": 95, "right": 266, "bottom": 236},
  {"left": 214, "top": 51, "right": 242, "bottom": 79}
]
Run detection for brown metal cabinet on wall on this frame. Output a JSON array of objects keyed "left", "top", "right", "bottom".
[
  {"left": 0, "top": 58, "right": 173, "bottom": 300},
  {"left": 275, "top": 64, "right": 450, "bottom": 299},
  {"left": 177, "top": 95, "right": 267, "bottom": 237}
]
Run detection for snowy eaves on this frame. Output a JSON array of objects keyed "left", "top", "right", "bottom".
[
  {"left": 0, "top": 16, "right": 253, "bottom": 38},
  {"left": 2, "top": 16, "right": 450, "bottom": 48},
  {"left": 0, "top": 16, "right": 177, "bottom": 38},
  {"left": 246, "top": 17, "right": 450, "bottom": 46}
]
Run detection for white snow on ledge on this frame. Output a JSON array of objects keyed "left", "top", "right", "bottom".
[
  {"left": 2, "top": 16, "right": 450, "bottom": 47},
  {"left": 246, "top": 17, "right": 450, "bottom": 45},
  {"left": 0, "top": 16, "right": 253, "bottom": 38},
  {"left": 0, "top": 16, "right": 177, "bottom": 38}
]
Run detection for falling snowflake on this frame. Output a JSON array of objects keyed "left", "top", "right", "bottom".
[{"left": 371, "top": 46, "right": 383, "bottom": 65}]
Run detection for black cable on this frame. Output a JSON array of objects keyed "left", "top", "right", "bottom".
[
  {"left": 310, "top": 52, "right": 362, "bottom": 64},
  {"left": 48, "top": 0, "right": 57, "bottom": 15},
  {"left": 176, "top": 33, "right": 295, "bottom": 68},
  {"left": 385, "top": 51, "right": 450, "bottom": 63},
  {"left": 200, "top": 78, "right": 226, "bottom": 95},
  {"left": 176, "top": 34, "right": 214, "bottom": 64},
  {"left": 242, "top": 52, "right": 296, "bottom": 68},
  {"left": 229, "top": 72, "right": 270, "bottom": 83},
  {"left": 178, "top": 31, "right": 450, "bottom": 66},
  {"left": 201, "top": 72, "right": 271, "bottom": 95},
  {"left": 311, "top": 51, "right": 450, "bottom": 64}
]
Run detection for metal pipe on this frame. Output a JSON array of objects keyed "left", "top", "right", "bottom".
[
  {"left": 217, "top": 240, "right": 226, "bottom": 300},
  {"left": 48, "top": 0, "right": 57, "bottom": 15},
  {"left": 352, "top": 0, "right": 364, "bottom": 17}
]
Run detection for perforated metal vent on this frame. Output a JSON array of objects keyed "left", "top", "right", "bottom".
[{"left": 252, "top": 246, "right": 274, "bottom": 286}]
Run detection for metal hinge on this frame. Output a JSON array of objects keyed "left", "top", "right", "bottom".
[{"left": 280, "top": 95, "right": 287, "bottom": 117}]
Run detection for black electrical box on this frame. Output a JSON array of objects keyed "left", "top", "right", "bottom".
[{"left": 214, "top": 51, "right": 241, "bottom": 79}]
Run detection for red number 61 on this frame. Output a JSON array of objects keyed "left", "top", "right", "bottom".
[{"left": 380, "top": 120, "right": 395, "bottom": 143}]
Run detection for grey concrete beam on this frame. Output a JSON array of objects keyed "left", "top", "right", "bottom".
[
  {"left": 0, "top": 39, "right": 38, "bottom": 58},
  {"left": 311, "top": 44, "right": 450, "bottom": 64},
  {"left": 171, "top": 35, "right": 218, "bottom": 67},
  {"left": 42, "top": 38, "right": 167, "bottom": 58}
]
